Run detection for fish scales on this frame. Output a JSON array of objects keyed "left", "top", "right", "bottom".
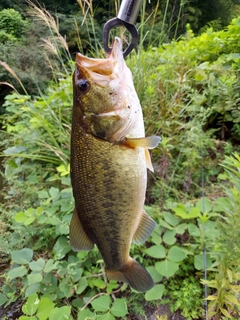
[
  {"left": 71, "top": 126, "right": 146, "bottom": 269},
  {"left": 70, "top": 37, "right": 161, "bottom": 292}
]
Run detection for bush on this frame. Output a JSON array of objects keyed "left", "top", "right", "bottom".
[{"left": 0, "top": 8, "right": 27, "bottom": 42}]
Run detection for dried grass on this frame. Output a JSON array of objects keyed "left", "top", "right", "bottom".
[
  {"left": 77, "top": 0, "right": 93, "bottom": 24},
  {"left": 26, "top": 0, "right": 70, "bottom": 57},
  {"left": 0, "top": 61, "right": 28, "bottom": 95}
]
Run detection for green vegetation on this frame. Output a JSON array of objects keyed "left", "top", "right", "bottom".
[{"left": 0, "top": 1, "right": 240, "bottom": 320}]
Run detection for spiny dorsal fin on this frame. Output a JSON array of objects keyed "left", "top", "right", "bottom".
[
  {"left": 70, "top": 208, "right": 94, "bottom": 251},
  {"left": 132, "top": 209, "right": 157, "bottom": 244}
]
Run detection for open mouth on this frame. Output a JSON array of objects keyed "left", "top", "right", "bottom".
[{"left": 76, "top": 38, "right": 124, "bottom": 86}]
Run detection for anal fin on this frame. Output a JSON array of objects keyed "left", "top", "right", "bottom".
[
  {"left": 70, "top": 208, "right": 94, "bottom": 251},
  {"left": 133, "top": 210, "right": 157, "bottom": 244}
]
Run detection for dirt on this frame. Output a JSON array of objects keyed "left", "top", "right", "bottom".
[{"left": 0, "top": 300, "right": 23, "bottom": 320}]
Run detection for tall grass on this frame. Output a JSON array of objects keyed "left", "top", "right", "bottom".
[
  {"left": 0, "top": 2, "right": 75, "bottom": 166},
  {"left": 76, "top": 0, "right": 103, "bottom": 55},
  {"left": 26, "top": 0, "right": 72, "bottom": 77},
  {"left": 0, "top": 61, "right": 28, "bottom": 95}
]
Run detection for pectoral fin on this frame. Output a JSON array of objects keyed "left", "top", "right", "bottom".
[
  {"left": 125, "top": 136, "right": 161, "bottom": 149},
  {"left": 133, "top": 210, "right": 157, "bottom": 244},
  {"left": 70, "top": 208, "right": 94, "bottom": 251},
  {"left": 124, "top": 136, "right": 161, "bottom": 172}
]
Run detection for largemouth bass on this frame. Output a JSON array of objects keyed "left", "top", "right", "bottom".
[{"left": 70, "top": 37, "right": 161, "bottom": 292}]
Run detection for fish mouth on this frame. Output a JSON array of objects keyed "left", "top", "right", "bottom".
[
  {"left": 75, "top": 38, "right": 140, "bottom": 142},
  {"left": 76, "top": 37, "right": 125, "bottom": 86}
]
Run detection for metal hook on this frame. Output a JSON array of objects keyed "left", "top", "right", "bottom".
[{"left": 103, "top": 17, "right": 139, "bottom": 58}]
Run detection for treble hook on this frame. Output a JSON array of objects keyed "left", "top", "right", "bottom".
[{"left": 103, "top": 0, "right": 142, "bottom": 58}]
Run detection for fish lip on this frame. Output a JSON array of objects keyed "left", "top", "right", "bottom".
[{"left": 76, "top": 37, "right": 124, "bottom": 80}]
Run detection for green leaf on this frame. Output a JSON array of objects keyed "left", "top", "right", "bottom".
[
  {"left": 159, "top": 219, "right": 173, "bottom": 230},
  {"left": 194, "top": 69, "right": 208, "bottom": 82},
  {"left": 11, "top": 248, "right": 33, "bottom": 264},
  {"left": 194, "top": 254, "right": 212, "bottom": 270},
  {"left": 146, "top": 266, "right": 163, "bottom": 282},
  {"left": 25, "top": 284, "right": 40, "bottom": 297},
  {"left": 36, "top": 297, "right": 55, "bottom": 320},
  {"left": 188, "top": 223, "right": 200, "bottom": 237},
  {"left": 76, "top": 277, "right": 88, "bottom": 294},
  {"left": 213, "top": 197, "right": 231, "bottom": 212},
  {"left": 167, "top": 246, "right": 186, "bottom": 262},
  {"left": 38, "top": 190, "right": 49, "bottom": 199},
  {"left": 78, "top": 308, "right": 95, "bottom": 320},
  {"left": 29, "top": 258, "right": 45, "bottom": 271},
  {"left": 163, "top": 230, "right": 176, "bottom": 245},
  {"left": 22, "top": 293, "right": 39, "bottom": 316},
  {"left": 24, "top": 217, "right": 36, "bottom": 226},
  {"left": 91, "top": 295, "right": 111, "bottom": 312},
  {"left": 187, "top": 207, "right": 201, "bottom": 218},
  {"left": 175, "top": 223, "right": 188, "bottom": 234},
  {"left": 92, "top": 278, "right": 106, "bottom": 289},
  {"left": 106, "top": 281, "right": 119, "bottom": 294},
  {"left": 225, "top": 293, "right": 240, "bottom": 305},
  {"left": 27, "top": 273, "right": 43, "bottom": 285},
  {"left": 155, "top": 260, "right": 179, "bottom": 278},
  {"left": 19, "top": 316, "right": 38, "bottom": 320},
  {"left": 145, "top": 245, "right": 166, "bottom": 259},
  {"left": 72, "top": 298, "right": 84, "bottom": 309},
  {"left": 111, "top": 298, "right": 128, "bottom": 317},
  {"left": 220, "top": 307, "right": 232, "bottom": 318},
  {"left": 49, "top": 306, "right": 72, "bottom": 320},
  {"left": 49, "top": 187, "right": 60, "bottom": 198},
  {"left": 14, "top": 211, "right": 28, "bottom": 223},
  {"left": 150, "top": 224, "right": 162, "bottom": 245},
  {"left": 59, "top": 278, "right": 73, "bottom": 298},
  {"left": 205, "top": 220, "right": 219, "bottom": 238},
  {"left": 173, "top": 204, "right": 187, "bottom": 219},
  {"left": 14, "top": 208, "right": 37, "bottom": 226},
  {"left": 52, "top": 236, "right": 71, "bottom": 260},
  {"left": 97, "top": 312, "right": 115, "bottom": 320},
  {"left": 4, "top": 146, "right": 26, "bottom": 154},
  {"left": 0, "top": 293, "right": 8, "bottom": 306},
  {"left": 43, "top": 259, "right": 58, "bottom": 272},
  {"left": 145, "top": 284, "right": 165, "bottom": 301},
  {"left": 72, "top": 268, "right": 84, "bottom": 283},
  {"left": 8, "top": 266, "right": 27, "bottom": 280},
  {"left": 196, "top": 198, "right": 212, "bottom": 213},
  {"left": 163, "top": 211, "right": 180, "bottom": 227}
]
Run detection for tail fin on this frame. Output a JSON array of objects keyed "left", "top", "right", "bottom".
[{"left": 106, "top": 257, "right": 154, "bottom": 292}]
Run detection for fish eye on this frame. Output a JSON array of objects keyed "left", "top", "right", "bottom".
[{"left": 77, "top": 79, "right": 90, "bottom": 92}]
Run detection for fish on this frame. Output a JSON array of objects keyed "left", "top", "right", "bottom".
[{"left": 70, "top": 37, "right": 161, "bottom": 292}]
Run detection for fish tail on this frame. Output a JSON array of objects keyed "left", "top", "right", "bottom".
[{"left": 106, "top": 257, "right": 154, "bottom": 292}]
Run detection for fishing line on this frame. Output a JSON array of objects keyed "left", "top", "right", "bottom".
[{"left": 201, "top": 156, "right": 208, "bottom": 320}]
